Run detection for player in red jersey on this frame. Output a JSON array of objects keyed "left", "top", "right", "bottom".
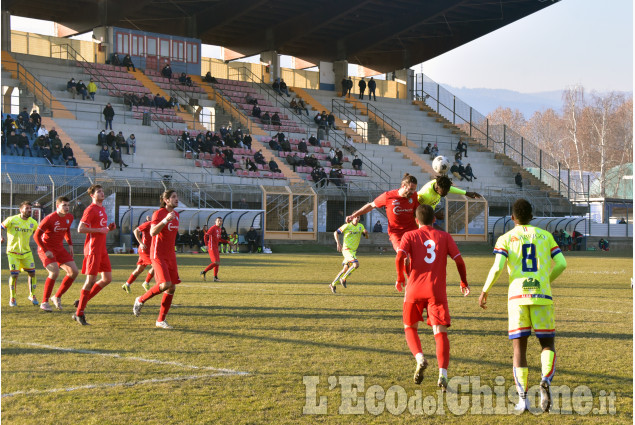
[
  {"left": 133, "top": 190, "right": 180, "bottom": 329},
  {"left": 122, "top": 216, "right": 155, "bottom": 294},
  {"left": 200, "top": 217, "right": 226, "bottom": 282},
  {"left": 73, "top": 184, "right": 116, "bottom": 325},
  {"left": 395, "top": 204, "right": 470, "bottom": 391},
  {"left": 346, "top": 173, "right": 419, "bottom": 287},
  {"left": 34, "top": 196, "right": 79, "bottom": 312}
]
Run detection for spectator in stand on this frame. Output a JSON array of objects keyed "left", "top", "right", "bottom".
[
  {"left": 203, "top": 72, "right": 217, "bottom": 83},
  {"left": 368, "top": 77, "right": 377, "bottom": 101},
  {"left": 598, "top": 238, "right": 609, "bottom": 251},
  {"left": 268, "top": 159, "right": 281, "bottom": 173},
  {"left": 618, "top": 217, "right": 627, "bottom": 224},
  {"left": 454, "top": 151, "right": 463, "bottom": 166},
  {"left": 115, "top": 131, "right": 127, "bottom": 150},
  {"left": 37, "top": 124, "right": 48, "bottom": 139},
  {"left": 87, "top": 78, "right": 98, "bottom": 101},
  {"left": 246, "top": 158, "right": 258, "bottom": 172},
  {"left": 279, "top": 78, "right": 291, "bottom": 97},
  {"left": 430, "top": 143, "right": 439, "bottom": 158},
  {"left": 515, "top": 172, "right": 523, "bottom": 189},
  {"left": 161, "top": 63, "right": 172, "bottom": 80},
  {"left": 103, "top": 103, "right": 115, "bottom": 130},
  {"left": 67, "top": 78, "right": 77, "bottom": 98},
  {"left": 308, "top": 134, "right": 320, "bottom": 147},
  {"left": 261, "top": 111, "right": 271, "bottom": 125},
  {"left": 76, "top": 80, "right": 88, "bottom": 100},
  {"left": 16, "top": 131, "right": 31, "bottom": 157},
  {"left": 450, "top": 162, "right": 463, "bottom": 181},
  {"left": 30, "top": 109, "right": 41, "bottom": 132},
  {"left": 179, "top": 72, "right": 193, "bottom": 87},
  {"left": 352, "top": 155, "right": 362, "bottom": 170},
  {"left": 464, "top": 163, "right": 476, "bottom": 182},
  {"left": 423, "top": 143, "right": 432, "bottom": 158},
  {"left": 126, "top": 134, "right": 136, "bottom": 154},
  {"left": 335, "top": 148, "right": 343, "bottom": 165},
  {"left": 110, "top": 146, "right": 128, "bottom": 170},
  {"left": 40, "top": 141, "right": 52, "bottom": 163},
  {"left": 48, "top": 126, "right": 58, "bottom": 141},
  {"left": 271, "top": 112, "right": 281, "bottom": 127},
  {"left": 298, "top": 138, "right": 308, "bottom": 154},
  {"left": 243, "top": 134, "right": 252, "bottom": 150},
  {"left": 289, "top": 98, "right": 300, "bottom": 114},
  {"left": 245, "top": 93, "right": 258, "bottom": 105},
  {"left": 328, "top": 148, "right": 338, "bottom": 166},
  {"left": 154, "top": 93, "right": 167, "bottom": 110},
  {"left": 121, "top": 54, "right": 136, "bottom": 72},
  {"left": 297, "top": 98, "right": 309, "bottom": 116},
  {"left": 280, "top": 137, "right": 292, "bottom": 153},
  {"left": 346, "top": 77, "right": 353, "bottom": 98},
  {"left": 358, "top": 78, "right": 366, "bottom": 100},
  {"left": 456, "top": 138, "right": 468, "bottom": 157},
  {"left": 33, "top": 135, "right": 47, "bottom": 157},
  {"left": 252, "top": 104, "right": 262, "bottom": 118},
  {"left": 341, "top": 78, "right": 348, "bottom": 97},
  {"left": 110, "top": 52, "right": 121, "bottom": 65},
  {"left": 327, "top": 112, "right": 336, "bottom": 130},
  {"left": 269, "top": 137, "right": 281, "bottom": 152},
  {"left": 313, "top": 111, "right": 322, "bottom": 125},
  {"left": 286, "top": 153, "right": 304, "bottom": 171},
  {"left": 311, "top": 167, "right": 321, "bottom": 186},
  {"left": 50, "top": 137, "right": 64, "bottom": 165},
  {"left": 105, "top": 130, "right": 116, "bottom": 149},
  {"left": 254, "top": 150, "right": 266, "bottom": 165},
  {"left": 62, "top": 143, "right": 77, "bottom": 166},
  {"left": 304, "top": 154, "right": 318, "bottom": 168},
  {"left": 329, "top": 168, "right": 344, "bottom": 187},
  {"left": 373, "top": 220, "right": 383, "bottom": 233},
  {"left": 457, "top": 163, "right": 468, "bottom": 181},
  {"left": 272, "top": 79, "right": 283, "bottom": 96}
]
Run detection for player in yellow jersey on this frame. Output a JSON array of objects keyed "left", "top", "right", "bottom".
[
  {"left": 479, "top": 199, "right": 567, "bottom": 414},
  {"left": 329, "top": 216, "right": 368, "bottom": 293},
  {"left": 417, "top": 175, "right": 481, "bottom": 220},
  {"left": 1, "top": 201, "right": 39, "bottom": 307}
]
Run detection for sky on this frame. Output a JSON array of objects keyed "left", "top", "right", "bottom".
[
  {"left": 9, "top": 0, "right": 634, "bottom": 94},
  {"left": 420, "top": 0, "right": 634, "bottom": 93}
]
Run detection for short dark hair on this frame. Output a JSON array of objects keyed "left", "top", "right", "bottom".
[
  {"left": 87, "top": 184, "right": 102, "bottom": 196},
  {"left": 416, "top": 204, "right": 435, "bottom": 225},
  {"left": 435, "top": 175, "right": 452, "bottom": 195},
  {"left": 401, "top": 173, "right": 418, "bottom": 186},
  {"left": 19, "top": 200, "right": 32, "bottom": 209},
  {"left": 56, "top": 196, "right": 70, "bottom": 206},
  {"left": 512, "top": 199, "right": 533, "bottom": 224}
]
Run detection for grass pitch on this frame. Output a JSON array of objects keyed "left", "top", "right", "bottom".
[{"left": 1, "top": 249, "right": 632, "bottom": 424}]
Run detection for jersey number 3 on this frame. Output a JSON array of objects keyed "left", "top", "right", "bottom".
[
  {"left": 424, "top": 240, "right": 436, "bottom": 264},
  {"left": 521, "top": 243, "right": 538, "bottom": 272}
]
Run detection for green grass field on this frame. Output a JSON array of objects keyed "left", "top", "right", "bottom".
[{"left": 1, "top": 249, "right": 632, "bottom": 424}]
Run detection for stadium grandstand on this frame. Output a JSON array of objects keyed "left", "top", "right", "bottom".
[{"left": 0, "top": 0, "right": 630, "bottom": 252}]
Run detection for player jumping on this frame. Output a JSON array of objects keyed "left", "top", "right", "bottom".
[
  {"left": 201, "top": 217, "right": 226, "bottom": 282},
  {"left": 34, "top": 196, "right": 79, "bottom": 312},
  {"left": 73, "top": 184, "right": 117, "bottom": 325},
  {"left": 133, "top": 190, "right": 180, "bottom": 329},
  {"left": 346, "top": 173, "right": 419, "bottom": 290},
  {"left": 1, "top": 201, "right": 39, "bottom": 307},
  {"left": 329, "top": 215, "right": 368, "bottom": 293},
  {"left": 396, "top": 204, "right": 470, "bottom": 390},
  {"left": 479, "top": 199, "right": 566, "bottom": 413},
  {"left": 418, "top": 175, "right": 481, "bottom": 221},
  {"left": 122, "top": 216, "right": 155, "bottom": 293}
]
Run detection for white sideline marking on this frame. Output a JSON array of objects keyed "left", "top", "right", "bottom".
[
  {"left": 561, "top": 308, "right": 630, "bottom": 314},
  {"left": 3, "top": 340, "right": 249, "bottom": 375},
  {"left": 2, "top": 373, "right": 234, "bottom": 398}
]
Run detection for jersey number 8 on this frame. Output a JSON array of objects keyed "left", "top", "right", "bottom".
[{"left": 521, "top": 243, "right": 538, "bottom": 272}]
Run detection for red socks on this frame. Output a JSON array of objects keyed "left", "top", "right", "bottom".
[
  {"left": 76, "top": 289, "right": 90, "bottom": 316},
  {"left": 158, "top": 293, "right": 173, "bottom": 322},
  {"left": 140, "top": 283, "right": 163, "bottom": 303},
  {"left": 144, "top": 272, "right": 153, "bottom": 283},
  {"left": 404, "top": 327, "right": 422, "bottom": 357},
  {"left": 434, "top": 332, "right": 450, "bottom": 369},
  {"left": 55, "top": 276, "right": 74, "bottom": 298},
  {"left": 86, "top": 283, "right": 104, "bottom": 302},
  {"left": 42, "top": 277, "right": 56, "bottom": 303},
  {"left": 203, "top": 263, "right": 216, "bottom": 273},
  {"left": 126, "top": 274, "right": 138, "bottom": 285},
  {"left": 213, "top": 265, "right": 219, "bottom": 277}
]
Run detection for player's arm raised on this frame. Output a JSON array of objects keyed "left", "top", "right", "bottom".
[
  {"left": 479, "top": 254, "right": 506, "bottom": 309},
  {"left": 151, "top": 211, "right": 175, "bottom": 236},
  {"left": 346, "top": 202, "right": 375, "bottom": 223}
]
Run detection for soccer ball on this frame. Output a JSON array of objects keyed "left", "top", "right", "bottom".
[{"left": 432, "top": 156, "right": 451, "bottom": 174}]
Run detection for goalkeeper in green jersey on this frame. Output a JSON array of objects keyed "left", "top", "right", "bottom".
[
  {"left": 479, "top": 199, "right": 567, "bottom": 414},
  {"left": 329, "top": 216, "right": 368, "bottom": 293}
]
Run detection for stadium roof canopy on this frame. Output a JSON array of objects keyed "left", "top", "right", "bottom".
[{"left": 2, "top": 0, "right": 558, "bottom": 72}]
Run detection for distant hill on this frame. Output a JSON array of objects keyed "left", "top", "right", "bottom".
[
  {"left": 435, "top": 85, "right": 633, "bottom": 118},
  {"left": 438, "top": 86, "right": 564, "bottom": 117}
]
